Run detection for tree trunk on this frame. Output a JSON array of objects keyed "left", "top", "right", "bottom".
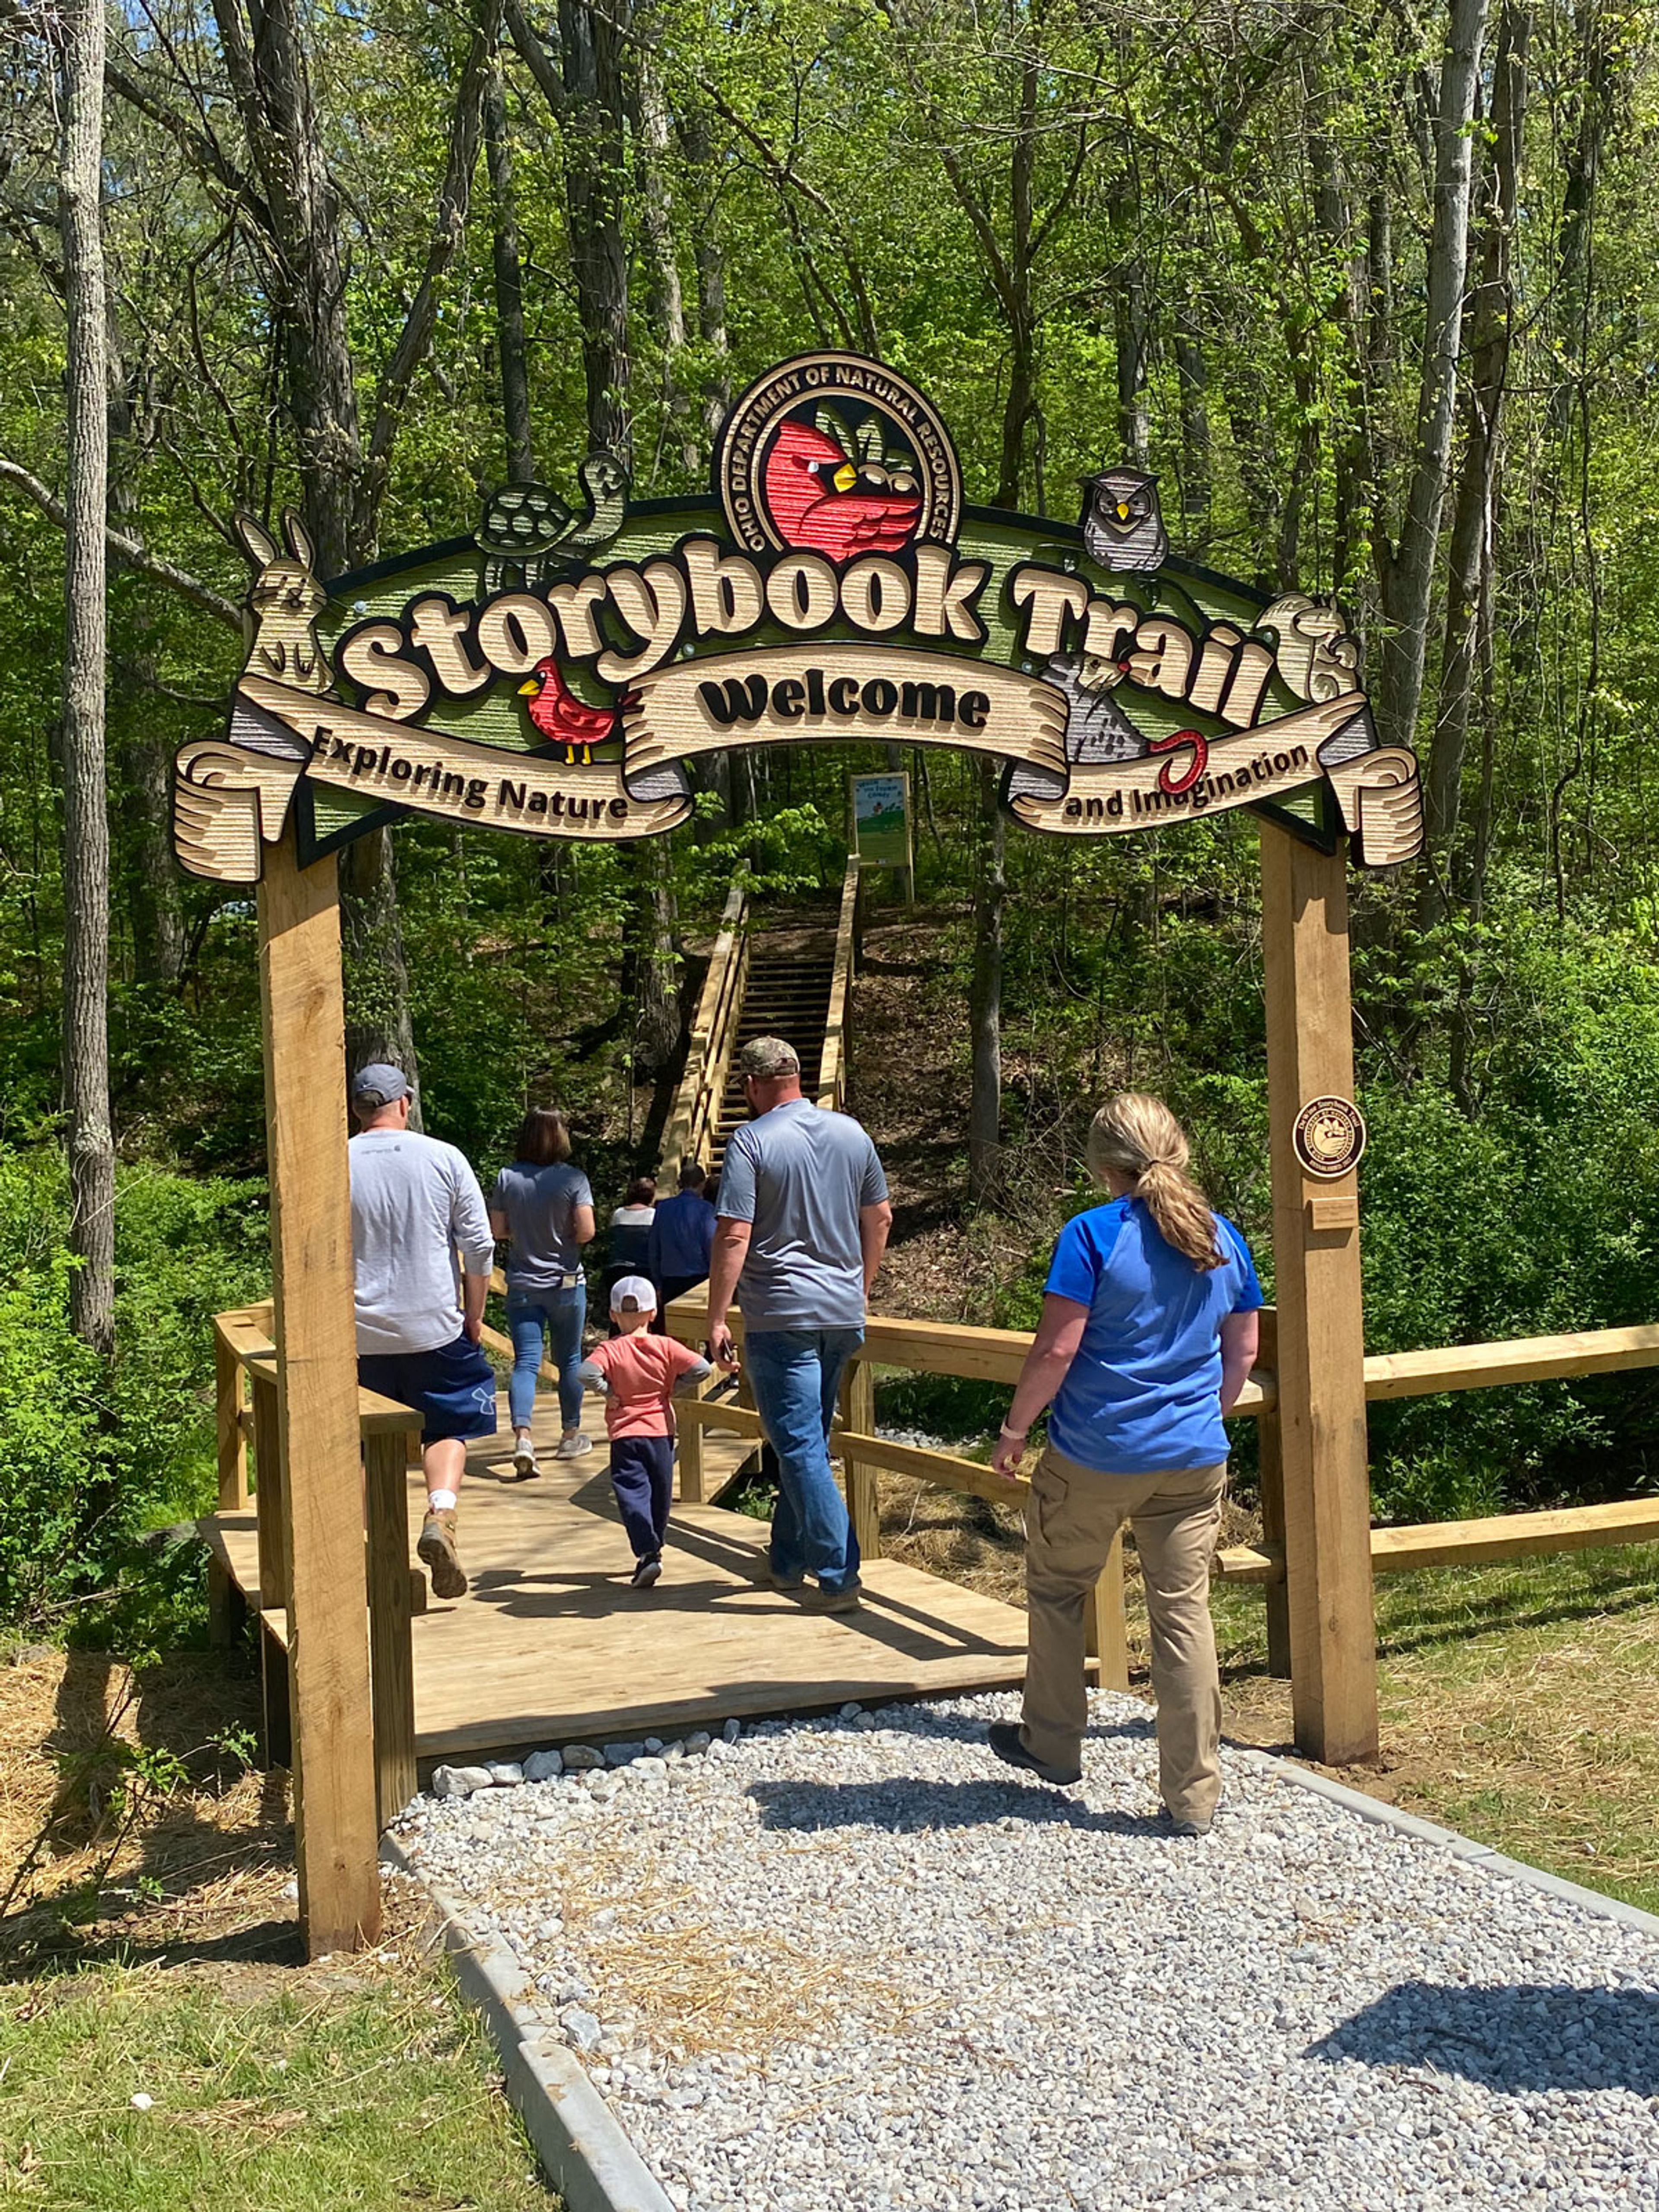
[
  {"left": 967, "top": 758, "right": 1005, "bottom": 1207},
  {"left": 117, "top": 666, "right": 187, "bottom": 988},
  {"left": 680, "top": 105, "right": 732, "bottom": 448},
  {"left": 626, "top": 836, "right": 680, "bottom": 1076},
  {"left": 1371, "top": 0, "right": 1490, "bottom": 752},
  {"left": 341, "top": 830, "right": 423, "bottom": 1126},
  {"left": 635, "top": 22, "right": 697, "bottom": 480},
  {"left": 1421, "top": 1, "right": 1529, "bottom": 918},
  {"left": 1172, "top": 308, "right": 1210, "bottom": 542},
  {"left": 58, "top": 0, "right": 115, "bottom": 1357},
  {"left": 556, "top": 0, "right": 633, "bottom": 464},
  {"left": 484, "top": 59, "right": 536, "bottom": 485}
]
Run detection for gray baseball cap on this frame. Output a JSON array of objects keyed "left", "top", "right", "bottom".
[
  {"left": 351, "top": 1062, "right": 410, "bottom": 1106},
  {"left": 737, "top": 1036, "right": 800, "bottom": 1080}
]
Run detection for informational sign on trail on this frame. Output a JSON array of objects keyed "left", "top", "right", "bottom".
[
  {"left": 174, "top": 353, "right": 1424, "bottom": 882},
  {"left": 850, "top": 772, "right": 913, "bottom": 878}
]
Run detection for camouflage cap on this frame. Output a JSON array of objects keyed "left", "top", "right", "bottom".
[{"left": 737, "top": 1036, "right": 801, "bottom": 1081}]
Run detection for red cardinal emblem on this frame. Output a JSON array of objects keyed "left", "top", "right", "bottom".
[
  {"left": 518, "top": 657, "right": 617, "bottom": 764},
  {"left": 763, "top": 419, "right": 922, "bottom": 563}
]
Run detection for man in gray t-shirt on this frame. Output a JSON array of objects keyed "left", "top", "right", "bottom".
[
  {"left": 706, "top": 1037, "right": 892, "bottom": 1611},
  {"left": 349, "top": 1064, "right": 497, "bottom": 1602}
]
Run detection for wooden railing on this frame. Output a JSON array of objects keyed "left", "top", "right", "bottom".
[
  {"left": 212, "top": 1303, "right": 423, "bottom": 1825},
  {"left": 816, "top": 853, "right": 862, "bottom": 1111},
  {"left": 664, "top": 1294, "right": 1659, "bottom": 1692},
  {"left": 659, "top": 881, "right": 750, "bottom": 1182}
]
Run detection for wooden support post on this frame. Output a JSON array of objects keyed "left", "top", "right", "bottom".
[
  {"left": 258, "top": 833, "right": 382, "bottom": 1954},
  {"left": 1260, "top": 825, "right": 1378, "bottom": 1766},
  {"left": 677, "top": 1379, "right": 707, "bottom": 1505},
  {"left": 838, "top": 1357, "right": 881, "bottom": 1561},
  {"left": 1253, "top": 1308, "right": 1292, "bottom": 1680},
  {"left": 215, "top": 1326, "right": 249, "bottom": 1509},
  {"left": 1082, "top": 1528, "right": 1130, "bottom": 1692},
  {"left": 364, "top": 1428, "right": 419, "bottom": 1827},
  {"left": 251, "top": 1367, "right": 288, "bottom": 1610}
]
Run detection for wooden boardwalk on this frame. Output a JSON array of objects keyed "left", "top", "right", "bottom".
[{"left": 203, "top": 1392, "right": 1032, "bottom": 1767}]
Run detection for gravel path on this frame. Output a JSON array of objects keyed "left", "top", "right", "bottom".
[{"left": 392, "top": 1692, "right": 1659, "bottom": 2212}]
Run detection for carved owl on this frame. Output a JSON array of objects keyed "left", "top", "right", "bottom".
[{"left": 1081, "top": 468, "right": 1168, "bottom": 573}]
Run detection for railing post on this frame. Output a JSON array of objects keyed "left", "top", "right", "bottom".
[
  {"left": 251, "top": 1365, "right": 288, "bottom": 1611},
  {"left": 250, "top": 1365, "right": 290, "bottom": 1764},
  {"left": 1083, "top": 1529, "right": 1130, "bottom": 1692},
  {"left": 363, "top": 1424, "right": 419, "bottom": 1827},
  {"left": 838, "top": 1356, "right": 881, "bottom": 1560},
  {"left": 677, "top": 1384, "right": 707, "bottom": 1505},
  {"left": 1254, "top": 1309, "right": 1292, "bottom": 1678},
  {"left": 214, "top": 1323, "right": 249, "bottom": 1510}
]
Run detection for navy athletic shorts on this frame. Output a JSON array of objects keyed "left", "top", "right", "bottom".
[{"left": 357, "top": 1332, "right": 499, "bottom": 1444}]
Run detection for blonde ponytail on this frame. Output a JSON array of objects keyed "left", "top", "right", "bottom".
[{"left": 1084, "top": 1093, "right": 1222, "bottom": 1271}]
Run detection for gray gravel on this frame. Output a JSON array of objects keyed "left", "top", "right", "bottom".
[{"left": 391, "top": 1691, "right": 1659, "bottom": 2212}]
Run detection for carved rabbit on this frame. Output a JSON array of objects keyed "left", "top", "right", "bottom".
[{"left": 235, "top": 510, "right": 331, "bottom": 695}]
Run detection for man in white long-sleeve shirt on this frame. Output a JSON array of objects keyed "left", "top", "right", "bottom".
[{"left": 349, "top": 1064, "right": 497, "bottom": 1599}]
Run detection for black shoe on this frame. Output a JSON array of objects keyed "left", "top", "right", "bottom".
[
  {"left": 630, "top": 1555, "right": 663, "bottom": 1589},
  {"left": 987, "top": 1721, "right": 1081, "bottom": 1787},
  {"left": 1157, "top": 1805, "right": 1211, "bottom": 1838}
]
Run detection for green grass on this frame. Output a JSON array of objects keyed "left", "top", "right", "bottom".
[
  {"left": 1206, "top": 1541, "right": 1659, "bottom": 1916},
  {"left": 0, "top": 1956, "right": 556, "bottom": 2209}
]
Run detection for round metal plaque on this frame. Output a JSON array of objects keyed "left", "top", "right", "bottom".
[{"left": 1293, "top": 1095, "right": 1367, "bottom": 1180}]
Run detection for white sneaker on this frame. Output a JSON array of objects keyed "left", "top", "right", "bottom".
[
  {"left": 556, "top": 1430, "right": 594, "bottom": 1460},
  {"left": 512, "top": 1434, "right": 539, "bottom": 1481}
]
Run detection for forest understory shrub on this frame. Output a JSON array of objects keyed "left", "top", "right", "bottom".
[{"left": 0, "top": 1152, "right": 267, "bottom": 1638}]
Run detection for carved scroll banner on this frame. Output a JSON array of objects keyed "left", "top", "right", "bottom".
[
  {"left": 173, "top": 737, "right": 306, "bottom": 884},
  {"left": 175, "top": 675, "right": 693, "bottom": 873},
  {"left": 1009, "top": 695, "right": 1425, "bottom": 867},
  {"left": 1323, "top": 746, "right": 1426, "bottom": 868},
  {"left": 620, "top": 646, "right": 1068, "bottom": 784}
]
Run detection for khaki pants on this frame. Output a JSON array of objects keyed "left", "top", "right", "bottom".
[{"left": 1022, "top": 1444, "right": 1227, "bottom": 1823}]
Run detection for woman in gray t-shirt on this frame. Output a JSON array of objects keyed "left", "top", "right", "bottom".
[{"left": 488, "top": 1108, "right": 595, "bottom": 1478}]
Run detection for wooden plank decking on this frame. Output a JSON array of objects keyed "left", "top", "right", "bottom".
[{"left": 201, "top": 1392, "right": 1033, "bottom": 1766}]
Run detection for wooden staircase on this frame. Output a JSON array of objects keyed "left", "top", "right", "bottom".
[
  {"left": 706, "top": 952, "right": 836, "bottom": 1176},
  {"left": 660, "top": 857, "right": 862, "bottom": 1184}
]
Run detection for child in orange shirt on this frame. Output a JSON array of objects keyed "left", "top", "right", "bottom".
[{"left": 579, "top": 1275, "right": 723, "bottom": 1587}]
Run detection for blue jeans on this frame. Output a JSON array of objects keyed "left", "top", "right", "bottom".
[
  {"left": 744, "top": 1327, "right": 864, "bottom": 1593},
  {"left": 505, "top": 1284, "right": 586, "bottom": 1430}
]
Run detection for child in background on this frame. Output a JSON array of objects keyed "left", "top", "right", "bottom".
[{"left": 579, "top": 1276, "right": 725, "bottom": 1587}]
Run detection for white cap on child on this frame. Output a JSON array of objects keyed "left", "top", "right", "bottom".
[{"left": 610, "top": 1274, "right": 658, "bottom": 1313}]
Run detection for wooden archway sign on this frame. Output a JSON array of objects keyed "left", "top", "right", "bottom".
[{"left": 188, "top": 354, "right": 1419, "bottom": 1951}]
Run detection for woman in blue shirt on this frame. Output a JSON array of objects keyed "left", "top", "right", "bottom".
[{"left": 990, "top": 1093, "right": 1262, "bottom": 1835}]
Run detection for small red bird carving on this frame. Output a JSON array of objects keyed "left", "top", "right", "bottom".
[
  {"left": 763, "top": 420, "right": 922, "bottom": 563},
  {"left": 518, "top": 657, "right": 617, "bottom": 764}
]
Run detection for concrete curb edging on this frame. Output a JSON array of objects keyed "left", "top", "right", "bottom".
[
  {"left": 1232, "top": 1746, "right": 1659, "bottom": 1941},
  {"left": 380, "top": 1836, "right": 674, "bottom": 2212}
]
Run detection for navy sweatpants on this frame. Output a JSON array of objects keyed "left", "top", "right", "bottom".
[{"left": 610, "top": 1434, "right": 674, "bottom": 1561}]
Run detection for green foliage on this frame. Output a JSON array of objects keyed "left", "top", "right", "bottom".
[{"left": 0, "top": 1152, "right": 267, "bottom": 1634}]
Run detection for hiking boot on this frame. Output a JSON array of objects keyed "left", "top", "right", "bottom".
[
  {"left": 1157, "top": 1805, "right": 1212, "bottom": 1839},
  {"left": 987, "top": 1721, "right": 1081, "bottom": 1787},
  {"left": 417, "top": 1508, "right": 468, "bottom": 1600},
  {"left": 512, "top": 1435, "right": 540, "bottom": 1482},
  {"left": 630, "top": 1554, "right": 663, "bottom": 1589},
  {"left": 798, "top": 1579, "right": 863, "bottom": 1615},
  {"left": 767, "top": 1566, "right": 806, "bottom": 1592},
  {"left": 556, "top": 1430, "right": 594, "bottom": 1461}
]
